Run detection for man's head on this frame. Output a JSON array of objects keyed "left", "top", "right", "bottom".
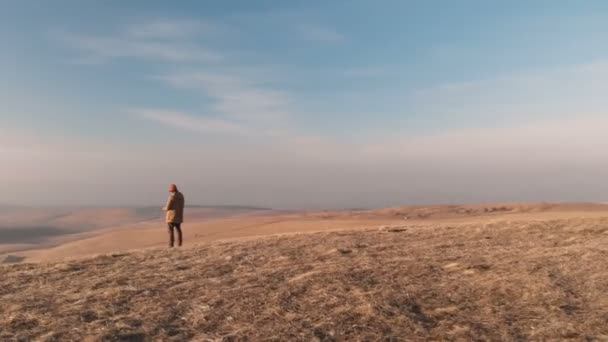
[{"left": 168, "top": 184, "right": 178, "bottom": 193}]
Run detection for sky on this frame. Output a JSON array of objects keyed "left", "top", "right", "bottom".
[{"left": 2, "top": 0, "right": 608, "bottom": 208}]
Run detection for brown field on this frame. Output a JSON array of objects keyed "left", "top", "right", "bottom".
[
  {"left": 3, "top": 202, "right": 608, "bottom": 263},
  {"left": 0, "top": 206, "right": 269, "bottom": 257},
  {"left": 2, "top": 203, "right": 608, "bottom": 340}
]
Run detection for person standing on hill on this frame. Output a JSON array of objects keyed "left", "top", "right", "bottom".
[{"left": 163, "top": 184, "right": 185, "bottom": 247}]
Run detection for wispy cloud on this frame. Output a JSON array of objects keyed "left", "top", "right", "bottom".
[
  {"left": 8, "top": 113, "right": 608, "bottom": 207},
  {"left": 124, "top": 19, "right": 214, "bottom": 39},
  {"left": 341, "top": 67, "right": 394, "bottom": 78},
  {"left": 57, "top": 18, "right": 296, "bottom": 135},
  {"left": 131, "top": 109, "right": 251, "bottom": 135},
  {"left": 361, "top": 114, "right": 608, "bottom": 163},
  {"left": 390, "top": 59, "right": 608, "bottom": 135},
  {"left": 57, "top": 20, "right": 221, "bottom": 64},
  {"left": 159, "top": 71, "right": 291, "bottom": 122},
  {"left": 297, "top": 25, "right": 344, "bottom": 43},
  {"left": 140, "top": 69, "right": 294, "bottom": 137}
]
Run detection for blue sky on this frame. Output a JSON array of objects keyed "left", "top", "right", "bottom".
[{"left": 2, "top": 1, "right": 608, "bottom": 208}]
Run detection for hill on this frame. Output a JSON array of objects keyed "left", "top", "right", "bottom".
[
  {"left": 5, "top": 202, "right": 608, "bottom": 263},
  {"left": 2, "top": 215, "right": 608, "bottom": 340},
  {"left": 0, "top": 206, "right": 270, "bottom": 256}
]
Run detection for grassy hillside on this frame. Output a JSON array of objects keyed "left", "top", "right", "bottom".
[
  {"left": 2, "top": 217, "right": 608, "bottom": 341},
  {"left": 0, "top": 206, "right": 271, "bottom": 256}
]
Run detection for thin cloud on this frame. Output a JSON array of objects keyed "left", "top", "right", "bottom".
[
  {"left": 159, "top": 71, "right": 291, "bottom": 122},
  {"left": 7, "top": 113, "right": 608, "bottom": 207},
  {"left": 407, "top": 59, "right": 608, "bottom": 126},
  {"left": 297, "top": 25, "right": 345, "bottom": 43},
  {"left": 56, "top": 20, "right": 221, "bottom": 64},
  {"left": 361, "top": 114, "right": 608, "bottom": 164},
  {"left": 124, "top": 19, "right": 214, "bottom": 39},
  {"left": 57, "top": 18, "right": 297, "bottom": 137},
  {"left": 132, "top": 109, "right": 251, "bottom": 135},
  {"left": 341, "top": 67, "right": 392, "bottom": 78}
]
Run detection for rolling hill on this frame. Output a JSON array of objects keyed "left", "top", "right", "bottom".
[{"left": 2, "top": 213, "right": 608, "bottom": 340}]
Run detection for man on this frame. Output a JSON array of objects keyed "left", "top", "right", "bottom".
[{"left": 163, "top": 184, "right": 185, "bottom": 247}]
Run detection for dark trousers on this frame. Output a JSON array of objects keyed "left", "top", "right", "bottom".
[{"left": 168, "top": 223, "right": 183, "bottom": 247}]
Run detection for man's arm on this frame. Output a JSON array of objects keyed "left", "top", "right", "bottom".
[{"left": 163, "top": 194, "right": 175, "bottom": 212}]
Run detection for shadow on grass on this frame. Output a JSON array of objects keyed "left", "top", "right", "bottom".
[
  {"left": 0, "top": 226, "right": 69, "bottom": 244},
  {"left": 2, "top": 255, "right": 26, "bottom": 264}
]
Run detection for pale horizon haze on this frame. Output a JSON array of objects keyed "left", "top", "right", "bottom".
[{"left": 3, "top": 1, "right": 608, "bottom": 209}]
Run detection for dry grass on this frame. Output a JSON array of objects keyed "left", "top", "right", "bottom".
[
  {"left": 6, "top": 202, "right": 608, "bottom": 262},
  {"left": 0, "top": 207, "right": 273, "bottom": 257},
  {"left": 3, "top": 217, "right": 608, "bottom": 341}
]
